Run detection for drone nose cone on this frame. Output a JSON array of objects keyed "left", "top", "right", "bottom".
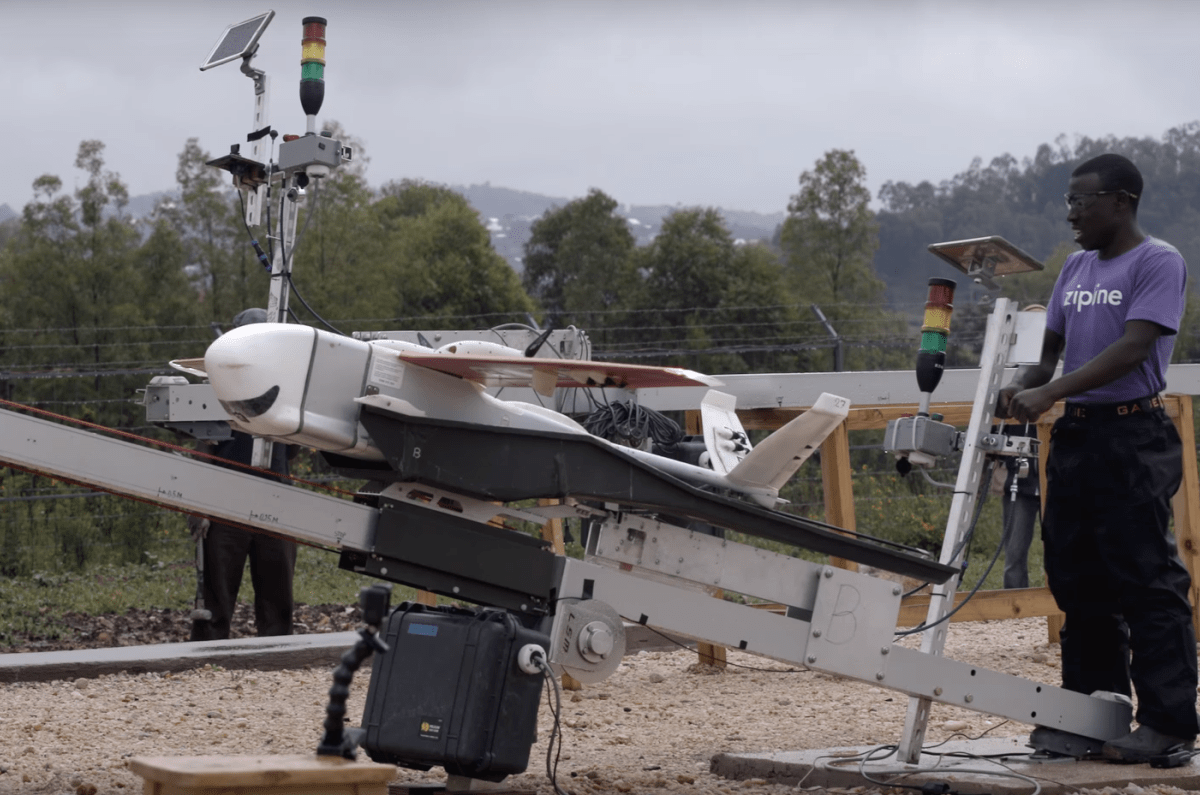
[{"left": 205, "top": 323, "right": 316, "bottom": 436}]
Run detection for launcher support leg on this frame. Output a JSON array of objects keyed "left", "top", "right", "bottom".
[{"left": 896, "top": 299, "right": 1019, "bottom": 763}]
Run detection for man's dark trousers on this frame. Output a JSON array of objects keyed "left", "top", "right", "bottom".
[
  {"left": 190, "top": 523, "right": 296, "bottom": 641},
  {"left": 1043, "top": 407, "right": 1199, "bottom": 738}
]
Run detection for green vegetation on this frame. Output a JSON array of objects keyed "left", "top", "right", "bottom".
[{"left": 0, "top": 539, "right": 417, "bottom": 648}]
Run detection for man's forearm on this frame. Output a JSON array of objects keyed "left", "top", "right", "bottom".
[
  {"left": 1011, "top": 362, "right": 1056, "bottom": 391},
  {"left": 1038, "top": 334, "right": 1152, "bottom": 403}
]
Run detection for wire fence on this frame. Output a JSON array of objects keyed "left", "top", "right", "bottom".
[{"left": 2, "top": 315, "right": 1198, "bottom": 578}]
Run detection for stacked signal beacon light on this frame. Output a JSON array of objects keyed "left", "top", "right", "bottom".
[
  {"left": 300, "top": 17, "right": 327, "bottom": 133},
  {"left": 916, "top": 277, "right": 957, "bottom": 416}
]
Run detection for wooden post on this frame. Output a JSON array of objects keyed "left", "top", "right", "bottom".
[
  {"left": 1168, "top": 394, "right": 1200, "bottom": 638},
  {"left": 820, "top": 420, "right": 858, "bottom": 572},
  {"left": 696, "top": 588, "right": 729, "bottom": 669},
  {"left": 538, "top": 499, "right": 567, "bottom": 555},
  {"left": 687, "top": 409, "right": 728, "bottom": 668},
  {"left": 539, "top": 497, "right": 583, "bottom": 690},
  {"left": 1035, "top": 419, "right": 1064, "bottom": 644}
]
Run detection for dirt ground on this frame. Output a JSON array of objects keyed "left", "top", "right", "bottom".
[{"left": 3, "top": 612, "right": 1194, "bottom": 795}]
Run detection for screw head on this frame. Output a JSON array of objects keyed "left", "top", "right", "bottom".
[
  {"left": 933, "top": 687, "right": 943, "bottom": 696},
  {"left": 964, "top": 694, "right": 974, "bottom": 703},
  {"left": 880, "top": 647, "right": 890, "bottom": 655},
  {"left": 876, "top": 672, "right": 885, "bottom": 681},
  {"left": 806, "top": 655, "right": 817, "bottom": 664},
  {"left": 812, "top": 629, "right": 822, "bottom": 638}
]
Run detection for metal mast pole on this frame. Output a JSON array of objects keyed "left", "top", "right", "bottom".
[{"left": 896, "top": 297, "right": 1019, "bottom": 762}]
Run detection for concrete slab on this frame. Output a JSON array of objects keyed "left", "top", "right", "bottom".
[
  {"left": 712, "top": 737, "right": 1200, "bottom": 794},
  {"left": 0, "top": 631, "right": 363, "bottom": 683},
  {"left": 0, "top": 623, "right": 689, "bottom": 683}
]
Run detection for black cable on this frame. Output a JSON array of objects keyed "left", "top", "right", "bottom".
[
  {"left": 537, "top": 659, "right": 571, "bottom": 795},
  {"left": 288, "top": 176, "right": 320, "bottom": 262},
  {"left": 619, "top": 618, "right": 803, "bottom": 673},
  {"left": 894, "top": 484, "right": 1009, "bottom": 637},
  {"left": 284, "top": 273, "right": 344, "bottom": 335},
  {"left": 583, "top": 401, "right": 683, "bottom": 450},
  {"left": 236, "top": 190, "right": 272, "bottom": 273},
  {"left": 264, "top": 177, "right": 343, "bottom": 336},
  {"left": 899, "top": 456, "right": 1001, "bottom": 603}
]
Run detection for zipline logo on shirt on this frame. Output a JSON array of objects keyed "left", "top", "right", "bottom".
[{"left": 1064, "top": 284, "right": 1123, "bottom": 312}]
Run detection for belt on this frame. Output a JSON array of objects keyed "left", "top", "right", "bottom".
[{"left": 1064, "top": 394, "right": 1164, "bottom": 420}]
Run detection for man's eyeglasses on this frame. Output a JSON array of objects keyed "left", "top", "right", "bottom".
[{"left": 1064, "top": 190, "right": 1138, "bottom": 210}]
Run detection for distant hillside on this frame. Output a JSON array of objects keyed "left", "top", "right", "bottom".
[
  {"left": 452, "top": 183, "right": 786, "bottom": 272},
  {"left": 873, "top": 122, "right": 1200, "bottom": 307}
]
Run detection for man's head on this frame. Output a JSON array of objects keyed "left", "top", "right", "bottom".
[
  {"left": 231, "top": 308, "right": 268, "bottom": 328},
  {"left": 1067, "top": 154, "right": 1143, "bottom": 252}
]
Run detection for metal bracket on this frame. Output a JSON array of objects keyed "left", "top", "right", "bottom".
[
  {"left": 976, "top": 433, "right": 1038, "bottom": 457},
  {"left": 547, "top": 599, "right": 626, "bottom": 684},
  {"left": 805, "top": 566, "right": 902, "bottom": 683}
]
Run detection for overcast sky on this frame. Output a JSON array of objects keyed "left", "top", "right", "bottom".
[{"left": 6, "top": 1, "right": 1199, "bottom": 216}]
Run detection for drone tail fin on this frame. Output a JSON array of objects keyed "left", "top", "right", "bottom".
[
  {"left": 725, "top": 392, "right": 850, "bottom": 501},
  {"left": 700, "top": 390, "right": 753, "bottom": 475}
]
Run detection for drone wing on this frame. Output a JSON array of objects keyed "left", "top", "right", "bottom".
[
  {"left": 169, "top": 358, "right": 209, "bottom": 378},
  {"left": 395, "top": 351, "right": 722, "bottom": 396}
]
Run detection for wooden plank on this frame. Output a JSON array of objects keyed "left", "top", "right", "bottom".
[
  {"left": 820, "top": 421, "right": 858, "bottom": 572},
  {"left": 1168, "top": 394, "right": 1200, "bottom": 637},
  {"left": 897, "top": 586, "right": 1063, "bottom": 626},
  {"left": 686, "top": 411, "right": 728, "bottom": 668},
  {"left": 1035, "top": 419, "right": 1061, "bottom": 644},
  {"left": 129, "top": 755, "right": 394, "bottom": 794},
  {"left": 740, "top": 403, "right": 976, "bottom": 431}
]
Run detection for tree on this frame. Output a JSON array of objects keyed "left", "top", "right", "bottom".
[
  {"left": 522, "top": 189, "right": 639, "bottom": 326},
  {"left": 372, "top": 181, "right": 534, "bottom": 326},
  {"left": 159, "top": 138, "right": 261, "bottom": 323},
  {"left": 286, "top": 123, "right": 386, "bottom": 331},
  {"left": 782, "top": 149, "right": 884, "bottom": 304},
  {"left": 781, "top": 150, "right": 903, "bottom": 371},
  {"left": 0, "top": 141, "right": 201, "bottom": 427},
  {"left": 630, "top": 208, "right": 802, "bottom": 373}
]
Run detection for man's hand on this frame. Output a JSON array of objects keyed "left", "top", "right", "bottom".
[
  {"left": 187, "top": 515, "right": 210, "bottom": 542},
  {"left": 995, "top": 384, "right": 1021, "bottom": 419},
  {"left": 1007, "top": 386, "right": 1056, "bottom": 424}
]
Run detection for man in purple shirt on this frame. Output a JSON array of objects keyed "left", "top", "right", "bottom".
[{"left": 998, "top": 153, "right": 1196, "bottom": 763}]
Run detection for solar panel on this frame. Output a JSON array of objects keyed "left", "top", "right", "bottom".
[{"left": 199, "top": 11, "right": 275, "bottom": 71}]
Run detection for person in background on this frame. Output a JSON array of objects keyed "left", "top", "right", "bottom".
[
  {"left": 189, "top": 308, "right": 298, "bottom": 641},
  {"left": 997, "top": 423, "right": 1039, "bottom": 590}
]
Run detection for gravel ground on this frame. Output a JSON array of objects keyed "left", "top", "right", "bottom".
[{"left": 4, "top": 615, "right": 1192, "bottom": 795}]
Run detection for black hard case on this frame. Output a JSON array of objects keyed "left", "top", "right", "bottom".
[{"left": 361, "top": 603, "right": 548, "bottom": 781}]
